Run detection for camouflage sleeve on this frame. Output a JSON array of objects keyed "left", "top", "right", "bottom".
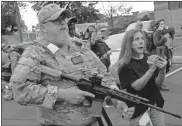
[
  {"left": 10, "top": 45, "right": 58, "bottom": 109},
  {"left": 90, "top": 50, "right": 116, "bottom": 88},
  {"left": 9, "top": 51, "right": 21, "bottom": 72}
]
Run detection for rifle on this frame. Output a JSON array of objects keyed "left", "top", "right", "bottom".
[{"left": 40, "top": 65, "right": 181, "bottom": 125}]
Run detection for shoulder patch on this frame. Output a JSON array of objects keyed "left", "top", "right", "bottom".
[{"left": 47, "top": 43, "right": 60, "bottom": 54}]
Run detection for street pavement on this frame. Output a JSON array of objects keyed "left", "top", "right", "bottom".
[{"left": 1, "top": 37, "right": 182, "bottom": 126}]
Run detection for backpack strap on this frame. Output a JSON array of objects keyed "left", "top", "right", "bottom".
[{"left": 151, "top": 30, "right": 159, "bottom": 50}]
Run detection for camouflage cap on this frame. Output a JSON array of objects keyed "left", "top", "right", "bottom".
[{"left": 38, "top": 4, "right": 72, "bottom": 24}]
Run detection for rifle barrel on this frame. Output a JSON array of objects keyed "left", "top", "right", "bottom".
[
  {"left": 142, "top": 101, "right": 181, "bottom": 119},
  {"left": 40, "top": 65, "right": 181, "bottom": 119},
  {"left": 113, "top": 89, "right": 149, "bottom": 102},
  {"left": 109, "top": 89, "right": 181, "bottom": 119}
]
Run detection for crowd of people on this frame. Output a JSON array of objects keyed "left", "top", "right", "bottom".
[{"left": 1, "top": 3, "right": 176, "bottom": 126}]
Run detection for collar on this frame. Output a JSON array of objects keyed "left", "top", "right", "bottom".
[{"left": 41, "top": 38, "right": 77, "bottom": 55}]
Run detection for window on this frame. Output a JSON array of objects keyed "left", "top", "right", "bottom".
[
  {"left": 168, "top": 2, "right": 180, "bottom": 10},
  {"left": 180, "top": 2, "right": 182, "bottom": 8}
]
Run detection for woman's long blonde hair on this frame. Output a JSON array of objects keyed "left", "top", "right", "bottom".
[{"left": 117, "top": 29, "right": 145, "bottom": 72}]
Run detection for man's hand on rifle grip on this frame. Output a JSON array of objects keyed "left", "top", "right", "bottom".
[{"left": 57, "top": 86, "right": 95, "bottom": 105}]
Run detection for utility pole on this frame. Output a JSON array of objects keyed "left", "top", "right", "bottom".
[{"left": 15, "top": 2, "right": 23, "bottom": 42}]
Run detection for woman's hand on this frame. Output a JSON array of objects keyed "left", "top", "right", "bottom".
[
  {"left": 148, "top": 55, "right": 167, "bottom": 70},
  {"left": 110, "top": 84, "right": 119, "bottom": 90},
  {"left": 155, "top": 56, "right": 167, "bottom": 69},
  {"left": 109, "top": 85, "right": 135, "bottom": 120},
  {"left": 115, "top": 100, "right": 135, "bottom": 120},
  {"left": 147, "top": 55, "right": 158, "bottom": 72},
  {"left": 58, "top": 86, "right": 95, "bottom": 105}
]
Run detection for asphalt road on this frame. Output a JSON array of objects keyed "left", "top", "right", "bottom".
[{"left": 1, "top": 37, "right": 182, "bottom": 126}]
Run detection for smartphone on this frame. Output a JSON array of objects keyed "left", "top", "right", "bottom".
[{"left": 156, "top": 47, "right": 165, "bottom": 58}]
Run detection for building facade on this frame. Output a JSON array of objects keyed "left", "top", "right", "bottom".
[{"left": 154, "top": 1, "right": 182, "bottom": 37}]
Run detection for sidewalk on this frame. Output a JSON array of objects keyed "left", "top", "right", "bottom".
[
  {"left": 175, "top": 36, "right": 182, "bottom": 39},
  {"left": 2, "top": 99, "right": 40, "bottom": 126},
  {"left": 173, "top": 56, "right": 182, "bottom": 64}
]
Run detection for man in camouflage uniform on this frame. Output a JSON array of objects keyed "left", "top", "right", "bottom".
[{"left": 10, "top": 4, "right": 134, "bottom": 126}]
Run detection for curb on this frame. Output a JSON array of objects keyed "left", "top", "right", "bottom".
[
  {"left": 175, "top": 36, "right": 182, "bottom": 39},
  {"left": 172, "top": 56, "right": 182, "bottom": 64}
]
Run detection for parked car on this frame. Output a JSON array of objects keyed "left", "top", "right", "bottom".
[{"left": 105, "top": 20, "right": 174, "bottom": 69}]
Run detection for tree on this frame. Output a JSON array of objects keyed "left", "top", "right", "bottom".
[
  {"left": 31, "top": 1, "right": 100, "bottom": 23},
  {"left": 101, "top": 2, "right": 132, "bottom": 29},
  {"left": 1, "top": 1, "right": 16, "bottom": 34},
  {"left": 1, "top": 1, "right": 26, "bottom": 35}
]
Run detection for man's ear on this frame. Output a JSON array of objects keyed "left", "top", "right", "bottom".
[{"left": 40, "top": 24, "right": 47, "bottom": 33}]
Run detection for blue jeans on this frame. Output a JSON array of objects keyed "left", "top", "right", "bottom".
[{"left": 130, "top": 108, "right": 165, "bottom": 126}]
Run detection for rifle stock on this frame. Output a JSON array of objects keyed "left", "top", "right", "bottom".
[{"left": 40, "top": 65, "right": 181, "bottom": 119}]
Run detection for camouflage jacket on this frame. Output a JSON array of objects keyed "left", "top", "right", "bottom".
[
  {"left": 2, "top": 41, "right": 37, "bottom": 82},
  {"left": 10, "top": 38, "right": 116, "bottom": 126}
]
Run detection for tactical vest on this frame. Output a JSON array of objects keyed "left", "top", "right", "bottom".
[
  {"left": 31, "top": 39, "right": 107, "bottom": 125},
  {"left": 31, "top": 39, "right": 107, "bottom": 88}
]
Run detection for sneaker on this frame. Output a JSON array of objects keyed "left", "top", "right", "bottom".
[{"left": 159, "top": 85, "right": 169, "bottom": 91}]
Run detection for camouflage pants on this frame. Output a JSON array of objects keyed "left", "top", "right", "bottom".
[{"left": 40, "top": 121, "right": 99, "bottom": 126}]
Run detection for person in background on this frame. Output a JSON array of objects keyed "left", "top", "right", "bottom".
[
  {"left": 135, "top": 20, "right": 143, "bottom": 30},
  {"left": 83, "top": 28, "right": 90, "bottom": 40},
  {"left": 80, "top": 32, "right": 84, "bottom": 40},
  {"left": 100, "top": 28, "right": 109, "bottom": 40},
  {"left": 88, "top": 25, "right": 95, "bottom": 33},
  {"left": 159, "top": 19, "right": 175, "bottom": 40},
  {"left": 68, "top": 17, "right": 91, "bottom": 52},
  {"left": 135, "top": 20, "right": 148, "bottom": 38},
  {"left": 118, "top": 29, "right": 167, "bottom": 126},
  {"left": 153, "top": 19, "right": 169, "bottom": 91},
  {"left": 153, "top": 19, "right": 168, "bottom": 50},
  {"left": 68, "top": 17, "right": 80, "bottom": 38},
  {"left": 84, "top": 25, "right": 95, "bottom": 40},
  {"left": 90, "top": 30, "right": 112, "bottom": 71}
]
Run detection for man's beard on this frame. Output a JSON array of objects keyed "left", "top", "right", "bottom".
[{"left": 55, "top": 30, "right": 71, "bottom": 46}]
